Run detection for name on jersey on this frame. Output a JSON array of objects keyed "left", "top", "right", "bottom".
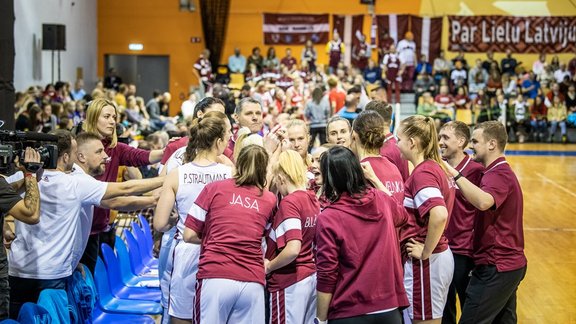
[
  {"left": 183, "top": 172, "right": 228, "bottom": 184},
  {"left": 304, "top": 215, "right": 317, "bottom": 228},
  {"left": 229, "top": 193, "right": 260, "bottom": 211},
  {"left": 384, "top": 180, "right": 404, "bottom": 194}
]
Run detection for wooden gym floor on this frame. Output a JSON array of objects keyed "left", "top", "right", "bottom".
[{"left": 504, "top": 143, "right": 576, "bottom": 323}]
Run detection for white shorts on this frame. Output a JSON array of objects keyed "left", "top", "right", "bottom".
[
  {"left": 195, "top": 278, "right": 264, "bottom": 324},
  {"left": 270, "top": 274, "right": 317, "bottom": 324},
  {"left": 404, "top": 248, "right": 454, "bottom": 321},
  {"left": 168, "top": 240, "right": 201, "bottom": 319}
]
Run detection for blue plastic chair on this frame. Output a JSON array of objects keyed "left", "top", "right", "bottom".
[
  {"left": 37, "top": 289, "right": 71, "bottom": 324},
  {"left": 137, "top": 215, "right": 154, "bottom": 256},
  {"left": 114, "top": 236, "right": 160, "bottom": 287},
  {"left": 100, "top": 244, "right": 161, "bottom": 302},
  {"left": 0, "top": 320, "right": 20, "bottom": 323},
  {"left": 124, "top": 230, "right": 158, "bottom": 276},
  {"left": 17, "top": 302, "right": 52, "bottom": 324},
  {"left": 92, "top": 303, "right": 155, "bottom": 324},
  {"left": 94, "top": 258, "right": 162, "bottom": 315},
  {"left": 131, "top": 222, "right": 158, "bottom": 269}
]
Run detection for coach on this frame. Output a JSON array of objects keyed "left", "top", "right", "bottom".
[{"left": 444, "top": 121, "right": 527, "bottom": 324}]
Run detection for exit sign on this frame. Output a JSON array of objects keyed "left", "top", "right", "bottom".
[{"left": 190, "top": 37, "right": 202, "bottom": 43}]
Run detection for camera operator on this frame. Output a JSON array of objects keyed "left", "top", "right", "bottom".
[
  {"left": 7, "top": 130, "right": 164, "bottom": 318},
  {"left": 0, "top": 148, "right": 42, "bottom": 320}
]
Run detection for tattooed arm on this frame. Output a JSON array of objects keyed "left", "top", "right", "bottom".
[{"left": 8, "top": 148, "right": 41, "bottom": 224}]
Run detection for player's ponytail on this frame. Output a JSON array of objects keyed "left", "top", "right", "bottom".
[
  {"left": 274, "top": 150, "right": 308, "bottom": 188},
  {"left": 183, "top": 111, "right": 228, "bottom": 164}
]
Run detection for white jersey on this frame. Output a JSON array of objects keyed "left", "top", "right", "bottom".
[
  {"left": 397, "top": 39, "right": 416, "bottom": 66},
  {"left": 174, "top": 162, "right": 232, "bottom": 235},
  {"left": 165, "top": 147, "right": 187, "bottom": 174},
  {"left": 9, "top": 168, "right": 107, "bottom": 279}
]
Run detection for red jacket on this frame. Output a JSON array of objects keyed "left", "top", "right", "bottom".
[{"left": 315, "top": 188, "right": 409, "bottom": 320}]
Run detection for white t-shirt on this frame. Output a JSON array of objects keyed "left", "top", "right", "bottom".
[
  {"left": 397, "top": 39, "right": 416, "bottom": 66},
  {"left": 9, "top": 168, "right": 107, "bottom": 279}
]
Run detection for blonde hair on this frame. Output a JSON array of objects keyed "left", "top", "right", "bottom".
[
  {"left": 400, "top": 115, "right": 448, "bottom": 174},
  {"left": 233, "top": 127, "right": 264, "bottom": 162},
  {"left": 84, "top": 98, "right": 118, "bottom": 148},
  {"left": 274, "top": 150, "right": 308, "bottom": 188}
]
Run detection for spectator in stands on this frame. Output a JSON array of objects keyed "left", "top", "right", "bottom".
[
  {"left": 454, "top": 87, "right": 470, "bottom": 111},
  {"left": 502, "top": 74, "right": 518, "bottom": 98},
  {"left": 486, "top": 69, "right": 503, "bottom": 98},
  {"left": 433, "top": 50, "right": 451, "bottom": 84},
  {"left": 493, "top": 93, "right": 508, "bottom": 121},
  {"left": 547, "top": 95, "right": 568, "bottom": 143},
  {"left": 146, "top": 90, "right": 168, "bottom": 131},
  {"left": 104, "top": 68, "right": 123, "bottom": 91},
  {"left": 247, "top": 47, "right": 264, "bottom": 73},
  {"left": 363, "top": 59, "right": 382, "bottom": 86},
  {"left": 327, "top": 76, "right": 346, "bottom": 115},
  {"left": 114, "top": 84, "right": 128, "bottom": 108},
  {"left": 415, "top": 54, "right": 433, "bottom": 77},
  {"left": 194, "top": 49, "right": 213, "bottom": 90},
  {"left": 337, "top": 86, "right": 362, "bottom": 124},
  {"left": 125, "top": 95, "right": 150, "bottom": 130},
  {"left": 469, "top": 59, "right": 488, "bottom": 96},
  {"left": 70, "top": 79, "right": 86, "bottom": 101},
  {"left": 397, "top": 31, "right": 417, "bottom": 91},
  {"left": 550, "top": 55, "right": 560, "bottom": 72},
  {"left": 451, "top": 49, "right": 469, "bottom": 71},
  {"left": 15, "top": 102, "right": 38, "bottom": 131},
  {"left": 378, "top": 28, "right": 395, "bottom": 61},
  {"left": 540, "top": 65, "right": 555, "bottom": 87},
  {"left": 276, "top": 66, "right": 294, "bottom": 91},
  {"left": 482, "top": 50, "right": 499, "bottom": 74},
  {"left": 281, "top": 48, "right": 298, "bottom": 73},
  {"left": 382, "top": 43, "right": 402, "bottom": 104},
  {"left": 301, "top": 39, "right": 317, "bottom": 73},
  {"left": 568, "top": 52, "right": 576, "bottom": 76},
  {"left": 228, "top": 47, "right": 247, "bottom": 74},
  {"left": 352, "top": 33, "right": 370, "bottom": 71},
  {"left": 509, "top": 94, "right": 530, "bottom": 143},
  {"left": 473, "top": 89, "right": 490, "bottom": 123},
  {"left": 40, "top": 102, "right": 58, "bottom": 133},
  {"left": 554, "top": 63, "right": 571, "bottom": 84},
  {"left": 501, "top": 49, "right": 519, "bottom": 76},
  {"left": 546, "top": 83, "right": 565, "bottom": 107},
  {"left": 530, "top": 96, "right": 548, "bottom": 142},
  {"left": 565, "top": 85, "right": 576, "bottom": 126},
  {"left": 305, "top": 86, "right": 330, "bottom": 151},
  {"left": 414, "top": 71, "right": 436, "bottom": 103},
  {"left": 419, "top": 91, "right": 450, "bottom": 128},
  {"left": 532, "top": 53, "right": 547, "bottom": 81},
  {"left": 327, "top": 32, "right": 345, "bottom": 75},
  {"left": 450, "top": 61, "right": 467, "bottom": 91},
  {"left": 263, "top": 47, "right": 280, "bottom": 76},
  {"left": 521, "top": 72, "right": 540, "bottom": 100},
  {"left": 245, "top": 63, "right": 262, "bottom": 85}
]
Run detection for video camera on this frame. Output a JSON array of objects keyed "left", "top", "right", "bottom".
[{"left": 0, "top": 130, "right": 59, "bottom": 175}]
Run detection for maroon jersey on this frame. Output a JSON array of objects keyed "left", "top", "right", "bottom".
[
  {"left": 474, "top": 157, "right": 527, "bottom": 272},
  {"left": 185, "top": 178, "right": 277, "bottom": 285},
  {"left": 352, "top": 42, "right": 369, "bottom": 71},
  {"left": 400, "top": 160, "right": 455, "bottom": 254},
  {"left": 280, "top": 56, "right": 298, "bottom": 70},
  {"left": 379, "top": 134, "right": 410, "bottom": 182},
  {"left": 194, "top": 57, "right": 212, "bottom": 82},
  {"left": 265, "top": 190, "right": 320, "bottom": 292},
  {"left": 361, "top": 156, "right": 404, "bottom": 204},
  {"left": 445, "top": 155, "right": 484, "bottom": 257},
  {"left": 327, "top": 40, "right": 344, "bottom": 69},
  {"left": 383, "top": 53, "right": 401, "bottom": 80}
]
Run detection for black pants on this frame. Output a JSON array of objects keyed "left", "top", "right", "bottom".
[
  {"left": 0, "top": 276, "right": 9, "bottom": 320},
  {"left": 308, "top": 126, "right": 327, "bottom": 152},
  {"left": 80, "top": 227, "right": 117, "bottom": 276},
  {"left": 9, "top": 276, "right": 68, "bottom": 319},
  {"left": 330, "top": 308, "right": 402, "bottom": 324},
  {"left": 442, "top": 253, "right": 475, "bottom": 324},
  {"left": 459, "top": 265, "right": 527, "bottom": 324}
]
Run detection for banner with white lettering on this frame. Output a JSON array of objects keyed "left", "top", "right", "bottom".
[
  {"left": 449, "top": 15, "right": 576, "bottom": 53},
  {"left": 263, "top": 13, "right": 330, "bottom": 45}
]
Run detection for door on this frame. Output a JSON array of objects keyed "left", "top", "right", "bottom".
[{"left": 104, "top": 54, "right": 169, "bottom": 102}]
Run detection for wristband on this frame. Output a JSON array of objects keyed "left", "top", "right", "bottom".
[{"left": 453, "top": 172, "right": 463, "bottom": 182}]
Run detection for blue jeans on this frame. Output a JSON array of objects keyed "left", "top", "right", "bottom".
[
  {"left": 549, "top": 120, "right": 567, "bottom": 136},
  {"left": 530, "top": 119, "right": 547, "bottom": 133}
]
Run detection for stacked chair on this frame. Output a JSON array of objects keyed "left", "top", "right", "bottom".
[{"left": 1, "top": 215, "right": 161, "bottom": 323}]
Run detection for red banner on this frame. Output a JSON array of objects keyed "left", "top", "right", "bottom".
[
  {"left": 263, "top": 14, "right": 330, "bottom": 45},
  {"left": 449, "top": 15, "right": 576, "bottom": 53}
]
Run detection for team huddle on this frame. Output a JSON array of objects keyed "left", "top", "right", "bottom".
[{"left": 152, "top": 97, "right": 526, "bottom": 324}]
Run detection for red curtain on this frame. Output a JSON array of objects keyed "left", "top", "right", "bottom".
[{"left": 199, "top": 0, "right": 231, "bottom": 68}]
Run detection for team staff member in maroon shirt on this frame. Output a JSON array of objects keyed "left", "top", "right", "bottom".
[
  {"left": 184, "top": 145, "right": 277, "bottom": 324},
  {"left": 444, "top": 121, "right": 527, "bottom": 324},
  {"left": 365, "top": 100, "right": 411, "bottom": 181},
  {"left": 80, "top": 98, "right": 165, "bottom": 274},
  {"left": 315, "top": 146, "right": 409, "bottom": 324},
  {"left": 438, "top": 121, "right": 484, "bottom": 324}
]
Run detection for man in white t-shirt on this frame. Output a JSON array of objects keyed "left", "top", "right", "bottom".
[
  {"left": 397, "top": 31, "right": 417, "bottom": 91},
  {"left": 8, "top": 130, "right": 164, "bottom": 318}
]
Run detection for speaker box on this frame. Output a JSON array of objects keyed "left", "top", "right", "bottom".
[{"left": 42, "top": 24, "right": 66, "bottom": 50}]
